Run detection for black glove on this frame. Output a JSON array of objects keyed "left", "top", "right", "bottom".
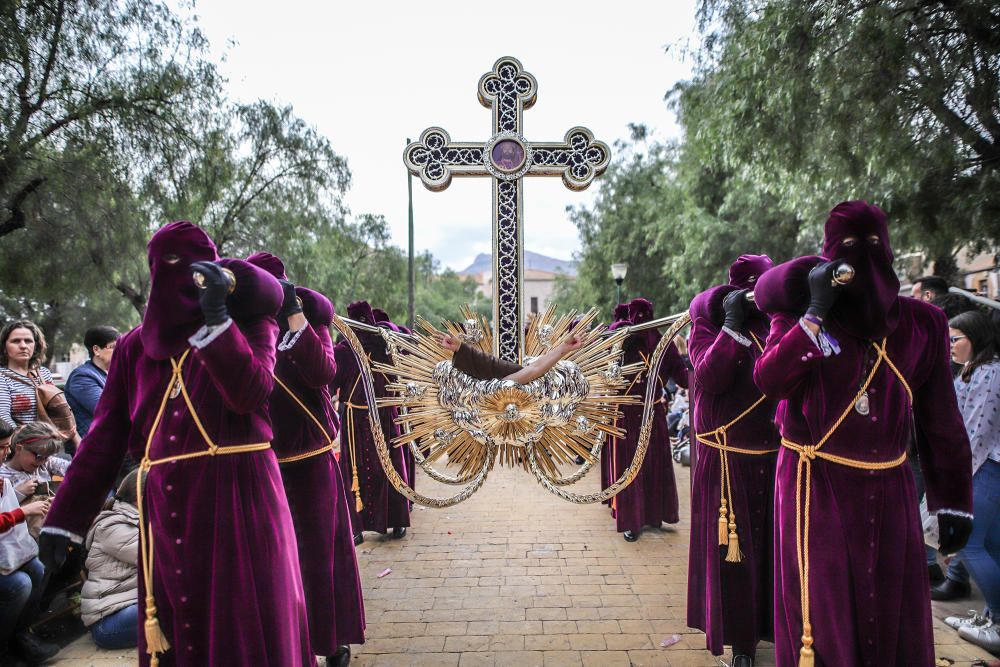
[
  {"left": 938, "top": 512, "right": 973, "bottom": 556},
  {"left": 191, "top": 261, "right": 232, "bottom": 326},
  {"left": 278, "top": 280, "right": 303, "bottom": 319},
  {"left": 38, "top": 531, "right": 70, "bottom": 573},
  {"left": 805, "top": 261, "right": 843, "bottom": 321},
  {"left": 722, "top": 289, "right": 749, "bottom": 331}
]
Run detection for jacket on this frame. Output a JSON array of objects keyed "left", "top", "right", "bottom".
[
  {"left": 66, "top": 360, "right": 108, "bottom": 437},
  {"left": 81, "top": 500, "right": 139, "bottom": 626}
]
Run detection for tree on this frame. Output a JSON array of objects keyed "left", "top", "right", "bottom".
[
  {"left": 0, "top": 0, "right": 219, "bottom": 237},
  {"left": 674, "top": 0, "right": 1000, "bottom": 259}
]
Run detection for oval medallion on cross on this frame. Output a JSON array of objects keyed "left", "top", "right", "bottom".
[{"left": 404, "top": 56, "right": 611, "bottom": 363}]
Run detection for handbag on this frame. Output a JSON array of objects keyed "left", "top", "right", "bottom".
[
  {"left": 920, "top": 496, "right": 940, "bottom": 548},
  {"left": 2, "top": 368, "right": 78, "bottom": 440}
]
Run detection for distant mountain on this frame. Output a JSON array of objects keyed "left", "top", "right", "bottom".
[{"left": 458, "top": 251, "right": 577, "bottom": 277}]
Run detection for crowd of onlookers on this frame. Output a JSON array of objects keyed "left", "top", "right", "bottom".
[
  {"left": 0, "top": 321, "right": 133, "bottom": 665},
  {"left": 0, "top": 275, "right": 998, "bottom": 663}
]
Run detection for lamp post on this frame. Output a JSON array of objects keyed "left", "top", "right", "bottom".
[{"left": 611, "top": 262, "right": 628, "bottom": 305}]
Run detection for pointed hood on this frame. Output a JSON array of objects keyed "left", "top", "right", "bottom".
[
  {"left": 822, "top": 201, "right": 900, "bottom": 338},
  {"left": 141, "top": 221, "right": 218, "bottom": 360}
]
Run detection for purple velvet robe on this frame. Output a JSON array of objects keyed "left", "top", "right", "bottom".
[
  {"left": 609, "top": 334, "right": 688, "bottom": 532},
  {"left": 754, "top": 299, "right": 973, "bottom": 666},
  {"left": 331, "top": 338, "right": 411, "bottom": 535},
  {"left": 44, "top": 321, "right": 314, "bottom": 667},
  {"left": 687, "top": 286, "right": 777, "bottom": 656},
  {"left": 271, "top": 302, "right": 365, "bottom": 653}
]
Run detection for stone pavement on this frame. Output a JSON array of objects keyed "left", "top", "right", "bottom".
[{"left": 52, "top": 462, "right": 994, "bottom": 666}]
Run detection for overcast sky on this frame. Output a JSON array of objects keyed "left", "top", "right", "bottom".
[{"left": 189, "top": 0, "right": 699, "bottom": 271}]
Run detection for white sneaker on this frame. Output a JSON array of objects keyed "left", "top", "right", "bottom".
[
  {"left": 959, "top": 621, "right": 1000, "bottom": 653},
  {"left": 946, "top": 610, "right": 990, "bottom": 629}
]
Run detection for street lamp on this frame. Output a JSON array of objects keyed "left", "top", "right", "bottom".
[{"left": 611, "top": 262, "right": 628, "bottom": 304}]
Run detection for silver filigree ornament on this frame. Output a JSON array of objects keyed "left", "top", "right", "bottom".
[
  {"left": 603, "top": 361, "right": 623, "bottom": 383},
  {"left": 460, "top": 319, "right": 484, "bottom": 344},
  {"left": 575, "top": 415, "right": 592, "bottom": 434},
  {"left": 404, "top": 382, "right": 426, "bottom": 400},
  {"left": 501, "top": 403, "right": 522, "bottom": 422},
  {"left": 433, "top": 428, "right": 455, "bottom": 445},
  {"left": 537, "top": 324, "right": 555, "bottom": 348},
  {"left": 433, "top": 360, "right": 591, "bottom": 448}
]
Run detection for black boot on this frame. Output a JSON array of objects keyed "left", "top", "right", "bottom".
[
  {"left": 931, "top": 578, "right": 971, "bottom": 601},
  {"left": 392, "top": 526, "right": 407, "bottom": 539},
  {"left": 732, "top": 654, "right": 753, "bottom": 667},
  {"left": 623, "top": 530, "right": 639, "bottom": 542},
  {"left": 353, "top": 532, "right": 364, "bottom": 546},
  {"left": 327, "top": 644, "right": 350, "bottom": 666},
  {"left": 11, "top": 632, "right": 58, "bottom": 665},
  {"left": 929, "top": 562, "right": 945, "bottom": 586}
]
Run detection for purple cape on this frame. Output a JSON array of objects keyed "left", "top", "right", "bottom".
[
  {"left": 247, "top": 254, "right": 366, "bottom": 652},
  {"left": 754, "top": 221, "right": 973, "bottom": 665},
  {"left": 686, "top": 283, "right": 778, "bottom": 656},
  {"left": 330, "top": 336, "right": 411, "bottom": 535},
  {"left": 45, "top": 324, "right": 313, "bottom": 666},
  {"left": 607, "top": 328, "right": 688, "bottom": 532}
]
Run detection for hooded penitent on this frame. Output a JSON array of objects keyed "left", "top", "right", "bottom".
[
  {"left": 822, "top": 201, "right": 900, "bottom": 339},
  {"left": 729, "top": 254, "right": 773, "bottom": 291},
  {"left": 246, "top": 252, "right": 287, "bottom": 281},
  {"left": 686, "top": 255, "right": 778, "bottom": 657},
  {"left": 627, "top": 298, "right": 660, "bottom": 351},
  {"left": 141, "top": 221, "right": 218, "bottom": 360}
]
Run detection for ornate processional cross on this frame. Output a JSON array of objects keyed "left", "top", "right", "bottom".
[{"left": 404, "top": 57, "right": 610, "bottom": 363}]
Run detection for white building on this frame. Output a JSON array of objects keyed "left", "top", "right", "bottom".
[{"left": 458, "top": 251, "right": 577, "bottom": 314}]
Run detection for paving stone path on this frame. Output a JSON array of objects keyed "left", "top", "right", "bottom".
[{"left": 54, "top": 462, "right": 994, "bottom": 666}]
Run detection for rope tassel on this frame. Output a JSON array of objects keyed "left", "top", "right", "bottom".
[
  {"left": 799, "top": 624, "right": 815, "bottom": 667},
  {"left": 718, "top": 502, "right": 729, "bottom": 546},
  {"left": 725, "top": 517, "right": 742, "bottom": 563},
  {"left": 144, "top": 594, "right": 171, "bottom": 660}
]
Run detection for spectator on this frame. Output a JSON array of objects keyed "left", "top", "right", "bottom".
[
  {"left": 0, "top": 422, "right": 69, "bottom": 538},
  {"left": 0, "top": 422, "right": 12, "bottom": 462},
  {"left": 65, "top": 326, "right": 120, "bottom": 441},
  {"left": 932, "top": 292, "right": 980, "bottom": 319},
  {"left": 942, "top": 311, "right": 1000, "bottom": 653},
  {"left": 667, "top": 387, "right": 688, "bottom": 435},
  {"left": 911, "top": 275, "right": 949, "bottom": 302},
  {"left": 81, "top": 468, "right": 141, "bottom": 650},
  {"left": 0, "top": 435, "right": 58, "bottom": 665},
  {"left": 0, "top": 320, "right": 54, "bottom": 430}
]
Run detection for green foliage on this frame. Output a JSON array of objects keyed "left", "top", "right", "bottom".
[
  {"left": 677, "top": 0, "right": 1000, "bottom": 256},
  {"left": 0, "top": 0, "right": 478, "bottom": 360}
]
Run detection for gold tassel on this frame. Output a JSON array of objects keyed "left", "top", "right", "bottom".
[
  {"left": 144, "top": 595, "right": 171, "bottom": 659},
  {"left": 725, "top": 519, "right": 742, "bottom": 563},
  {"left": 718, "top": 502, "right": 729, "bottom": 546},
  {"left": 799, "top": 624, "right": 815, "bottom": 667},
  {"left": 352, "top": 472, "right": 364, "bottom": 512}
]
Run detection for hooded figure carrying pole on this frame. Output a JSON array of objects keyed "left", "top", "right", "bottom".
[
  {"left": 687, "top": 255, "right": 778, "bottom": 667},
  {"left": 247, "top": 252, "right": 366, "bottom": 667},
  {"left": 753, "top": 201, "right": 974, "bottom": 666},
  {"left": 39, "top": 222, "right": 314, "bottom": 666}
]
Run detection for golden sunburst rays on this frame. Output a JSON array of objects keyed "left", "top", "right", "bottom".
[{"left": 374, "top": 305, "right": 642, "bottom": 479}]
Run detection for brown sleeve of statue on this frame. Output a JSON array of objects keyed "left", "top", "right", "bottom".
[{"left": 453, "top": 343, "right": 523, "bottom": 380}]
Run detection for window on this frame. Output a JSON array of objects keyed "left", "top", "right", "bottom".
[{"left": 530, "top": 297, "right": 539, "bottom": 313}]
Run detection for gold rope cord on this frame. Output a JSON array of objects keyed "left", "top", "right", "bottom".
[
  {"left": 272, "top": 374, "right": 337, "bottom": 464},
  {"left": 693, "top": 332, "right": 775, "bottom": 562},
  {"left": 779, "top": 338, "right": 912, "bottom": 667},
  {"left": 135, "top": 350, "right": 270, "bottom": 666}
]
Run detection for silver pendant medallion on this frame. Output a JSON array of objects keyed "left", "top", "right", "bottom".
[
  {"left": 855, "top": 392, "right": 870, "bottom": 416},
  {"left": 168, "top": 379, "right": 181, "bottom": 400}
]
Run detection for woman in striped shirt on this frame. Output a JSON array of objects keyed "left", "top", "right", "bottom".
[{"left": 0, "top": 321, "right": 54, "bottom": 430}]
